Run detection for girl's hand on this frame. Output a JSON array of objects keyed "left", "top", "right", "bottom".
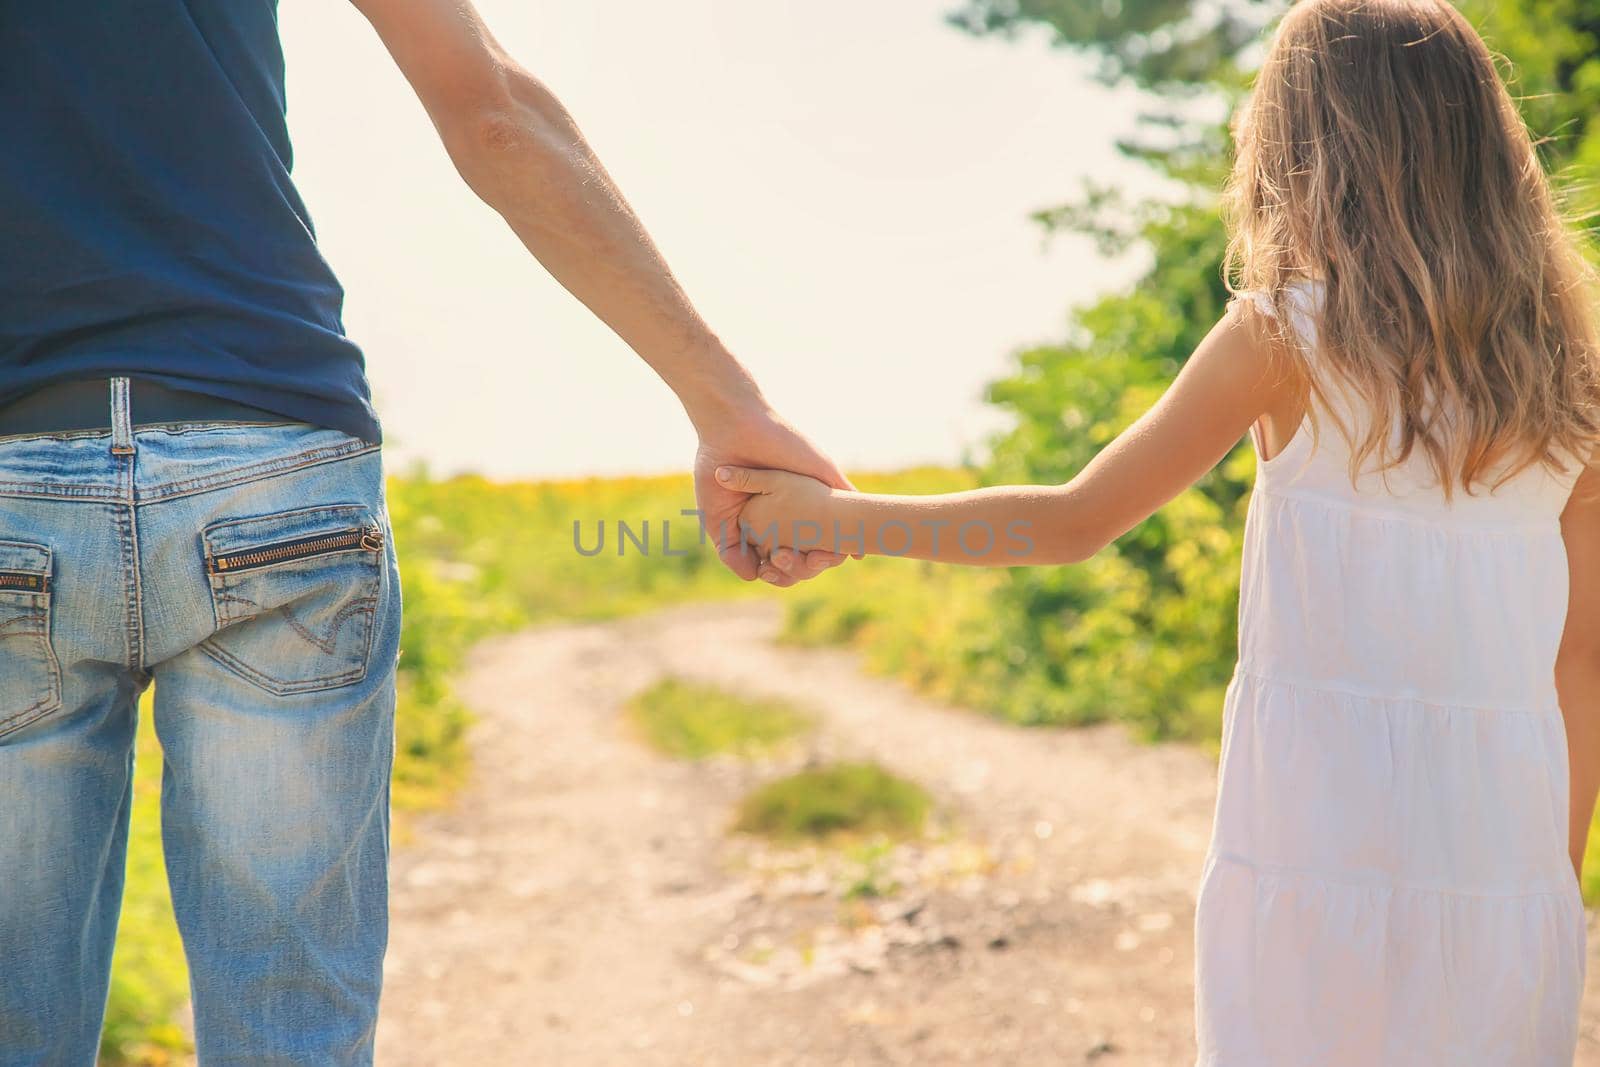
[
  {"left": 716, "top": 465, "right": 837, "bottom": 560},
  {"left": 694, "top": 406, "right": 852, "bottom": 585}
]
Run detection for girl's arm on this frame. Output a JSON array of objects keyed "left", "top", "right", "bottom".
[
  {"left": 1557, "top": 456, "right": 1600, "bottom": 883},
  {"left": 722, "top": 301, "right": 1296, "bottom": 566}
]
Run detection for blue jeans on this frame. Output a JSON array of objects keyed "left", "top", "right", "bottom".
[{"left": 0, "top": 378, "right": 402, "bottom": 1065}]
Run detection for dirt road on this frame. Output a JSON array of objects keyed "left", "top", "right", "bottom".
[{"left": 374, "top": 602, "right": 1600, "bottom": 1065}]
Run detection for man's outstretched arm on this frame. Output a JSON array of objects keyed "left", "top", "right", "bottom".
[{"left": 348, "top": 0, "right": 848, "bottom": 584}]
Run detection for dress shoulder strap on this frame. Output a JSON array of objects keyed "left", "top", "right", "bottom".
[{"left": 1230, "top": 279, "right": 1325, "bottom": 355}]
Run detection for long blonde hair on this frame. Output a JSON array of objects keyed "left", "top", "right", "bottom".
[{"left": 1223, "top": 0, "right": 1600, "bottom": 494}]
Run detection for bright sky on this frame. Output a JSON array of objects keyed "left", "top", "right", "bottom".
[{"left": 278, "top": 1, "right": 1155, "bottom": 480}]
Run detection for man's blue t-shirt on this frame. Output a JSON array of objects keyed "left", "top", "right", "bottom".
[{"left": 0, "top": 3, "right": 382, "bottom": 444}]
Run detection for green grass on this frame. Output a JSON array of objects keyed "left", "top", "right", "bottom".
[
  {"left": 733, "top": 762, "right": 932, "bottom": 843},
  {"left": 626, "top": 677, "right": 814, "bottom": 760},
  {"left": 99, "top": 690, "right": 190, "bottom": 1066},
  {"left": 1583, "top": 823, "right": 1600, "bottom": 904},
  {"left": 841, "top": 838, "right": 901, "bottom": 899}
]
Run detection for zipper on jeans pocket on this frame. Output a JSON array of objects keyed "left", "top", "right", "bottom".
[
  {"left": 207, "top": 524, "right": 385, "bottom": 575},
  {"left": 0, "top": 571, "right": 47, "bottom": 593}
]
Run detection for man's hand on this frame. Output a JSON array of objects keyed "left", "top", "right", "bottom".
[{"left": 694, "top": 404, "right": 851, "bottom": 586}]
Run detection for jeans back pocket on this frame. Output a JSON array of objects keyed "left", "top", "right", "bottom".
[
  {"left": 200, "top": 503, "right": 385, "bottom": 695},
  {"left": 0, "top": 540, "right": 62, "bottom": 737}
]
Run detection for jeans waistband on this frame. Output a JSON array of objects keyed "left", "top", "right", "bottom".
[{"left": 0, "top": 377, "right": 289, "bottom": 451}]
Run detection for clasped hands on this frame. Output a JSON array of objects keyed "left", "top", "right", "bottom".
[{"left": 691, "top": 403, "right": 849, "bottom": 587}]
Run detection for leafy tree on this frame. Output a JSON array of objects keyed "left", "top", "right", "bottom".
[{"left": 951, "top": 0, "right": 1600, "bottom": 205}]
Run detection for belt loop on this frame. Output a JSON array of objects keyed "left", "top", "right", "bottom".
[{"left": 110, "top": 376, "right": 135, "bottom": 455}]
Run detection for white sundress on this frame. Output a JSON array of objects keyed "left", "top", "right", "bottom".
[{"left": 1195, "top": 282, "right": 1588, "bottom": 1065}]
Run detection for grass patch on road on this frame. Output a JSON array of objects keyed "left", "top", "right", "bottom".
[
  {"left": 626, "top": 677, "right": 814, "bottom": 760},
  {"left": 733, "top": 762, "right": 931, "bottom": 843}
]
